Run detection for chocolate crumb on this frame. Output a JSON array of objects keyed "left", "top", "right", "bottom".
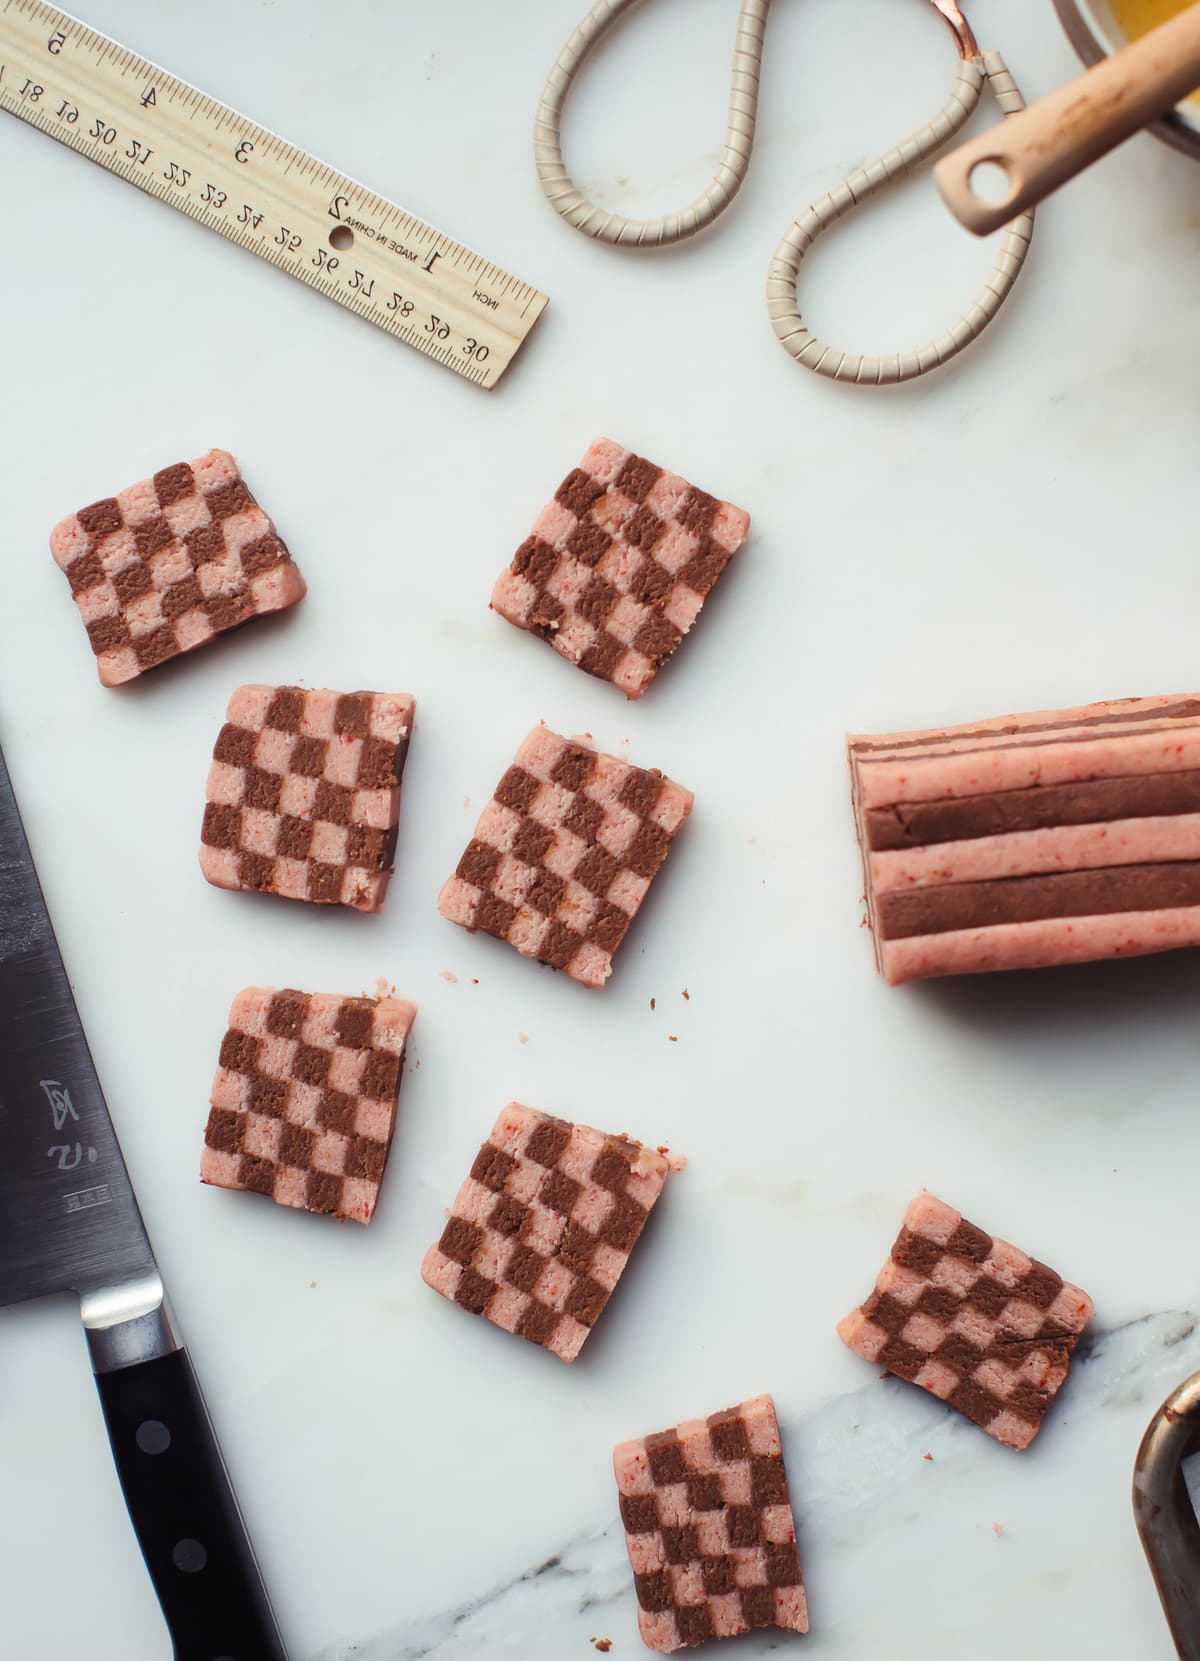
[
  {"left": 682, "top": 988, "right": 690, "bottom": 1000},
  {"left": 923, "top": 1452, "right": 933, "bottom": 1461},
  {"left": 668, "top": 1035, "right": 678, "bottom": 1043},
  {"left": 650, "top": 997, "right": 656, "bottom": 1010},
  {"left": 592, "top": 1642, "right": 612, "bottom": 1654}
]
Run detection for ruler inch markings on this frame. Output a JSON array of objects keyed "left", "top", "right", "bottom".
[{"left": 0, "top": 1, "right": 546, "bottom": 387}]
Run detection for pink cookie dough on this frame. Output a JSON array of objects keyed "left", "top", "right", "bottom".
[
  {"left": 421, "top": 1103, "right": 672, "bottom": 1362},
  {"left": 838, "top": 1194, "right": 1093, "bottom": 1450},
  {"left": 438, "top": 725, "right": 693, "bottom": 987},
  {"left": 50, "top": 448, "right": 304, "bottom": 686},
  {"left": 614, "top": 1394, "right": 807, "bottom": 1652},
  {"left": 492, "top": 438, "right": 750, "bottom": 698},
  {"left": 849, "top": 694, "right": 1200, "bottom": 984}
]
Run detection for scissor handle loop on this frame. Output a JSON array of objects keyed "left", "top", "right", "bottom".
[
  {"left": 1134, "top": 1367, "right": 1200, "bottom": 1660},
  {"left": 766, "top": 51, "right": 1034, "bottom": 384},
  {"left": 534, "top": 0, "right": 771, "bottom": 246}
]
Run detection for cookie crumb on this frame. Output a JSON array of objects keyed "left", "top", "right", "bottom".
[
  {"left": 439, "top": 969, "right": 458, "bottom": 983},
  {"left": 309, "top": 1281, "right": 317, "bottom": 1289},
  {"left": 518, "top": 1031, "right": 529, "bottom": 1045},
  {"left": 681, "top": 988, "right": 690, "bottom": 1000},
  {"left": 992, "top": 1522, "right": 1006, "bottom": 1537},
  {"left": 650, "top": 997, "right": 656, "bottom": 1010},
  {"left": 591, "top": 1642, "right": 612, "bottom": 1654},
  {"left": 668, "top": 1034, "right": 678, "bottom": 1042},
  {"left": 922, "top": 1452, "right": 933, "bottom": 1461}
]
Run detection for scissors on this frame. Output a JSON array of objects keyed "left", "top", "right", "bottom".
[
  {"left": 534, "top": 0, "right": 1035, "bottom": 386},
  {"left": 1136, "top": 1370, "right": 1200, "bottom": 1658}
]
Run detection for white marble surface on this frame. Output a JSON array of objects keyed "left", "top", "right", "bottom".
[{"left": 2, "top": 1, "right": 1200, "bottom": 1656}]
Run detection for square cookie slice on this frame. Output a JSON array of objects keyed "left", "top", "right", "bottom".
[
  {"left": 615, "top": 1394, "right": 807, "bottom": 1652},
  {"left": 437, "top": 725, "right": 693, "bottom": 987},
  {"left": 492, "top": 438, "right": 750, "bottom": 699},
  {"left": 838, "top": 1194, "right": 1093, "bottom": 1449},
  {"left": 421, "top": 1103, "right": 671, "bottom": 1361},
  {"left": 200, "top": 684, "right": 415, "bottom": 912},
  {"left": 201, "top": 986, "right": 416, "bottom": 1223},
  {"left": 50, "top": 448, "right": 305, "bottom": 686}
]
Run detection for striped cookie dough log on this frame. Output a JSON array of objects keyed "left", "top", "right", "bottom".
[{"left": 848, "top": 695, "right": 1200, "bottom": 985}]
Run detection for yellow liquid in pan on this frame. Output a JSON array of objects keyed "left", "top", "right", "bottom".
[{"left": 1108, "top": 0, "right": 1200, "bottom": 101}]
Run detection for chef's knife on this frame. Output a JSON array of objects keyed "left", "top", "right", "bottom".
[{"left": 0, "top": 740, "right": 286, "bottom": 1661}]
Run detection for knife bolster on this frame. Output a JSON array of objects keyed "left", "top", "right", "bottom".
[{"left": 82, "top": 1276, "right": 179, "bottom": 1372}]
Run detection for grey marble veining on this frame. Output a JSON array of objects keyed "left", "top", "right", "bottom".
[{"left": 311, "top": 1314, "right": 1200, "bottom": 1660}]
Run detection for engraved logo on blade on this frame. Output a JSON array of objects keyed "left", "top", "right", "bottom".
[
  {"left": 65, "top": 1186, "right": 111, "bottom": 1213},
  {"left": 48, "top": 1142, "right": 97, "bottom": 1172},
  {"left": 40, "top": 1079, "right": 97, "bottom": 1180},
  {"left": 39, "top": 1078, "right": 78, "bottom": 1131}
]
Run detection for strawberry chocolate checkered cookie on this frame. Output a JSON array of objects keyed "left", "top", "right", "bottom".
[
  {"left": 50, "top": 448, "right": 305, "bottom": 685},
  {"left": 421, "top": 1103, "right": 672, "bottom": 1362},
  {"left": 614, "top": 1393, "right": 808, "bottom": 1651},
  {"left": 202, "top": 985, "right": 416, "bottom": 1224},
  {"left": 492, "top": 438, "right": 749, "bottom": 698},
  {"left": 201, "top": 683, "right": 415, "bottom": 913},
  {"left": 838, "top": 1194, "right": 1093, "bottom": 1450},
  {"left": 438, "top": 725, "right": 693, "bottom": 987}
]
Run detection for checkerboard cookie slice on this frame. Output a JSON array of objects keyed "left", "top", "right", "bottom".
[
  {"left": 615, "top": 1394, "right": 807, "bottom": 1652},
  {"left": 438, "top": 725, "right": 693, "bottom": 987},
  {"left": 201, "top": 684, "right": 415, "bottom": 912},
  {"left": 492, "top": 439, "right": 749, "bottom": 699},
  {"left": 850, "top": 693, "right": 1200, "bottom": 984},
  {"left": 838, "top": 1194, "right": 1093, "bottom": 1450},
  {"left": 421, "top": 1103, "right": 671, "bottom": 1361},
  {"left": 50, "top": 449, "right": 305, "bottom": 686},
  {"left": 201, "top": 985, "right": 416, "bottom": 1223}
]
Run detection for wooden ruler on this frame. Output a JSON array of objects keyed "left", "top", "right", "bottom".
[{"left": 0, "top": 0, "right": 548, "bottom": 388}]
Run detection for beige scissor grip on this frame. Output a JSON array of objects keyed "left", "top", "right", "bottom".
[
  {"left": 534, "top": 0, "right": 771, "bottom": 246},
  {"left": 1134, "top": 1368, "right": 1200, "bottom": 1659},
  {"left": 766, "top": 51, "right": 1033, "bottom": 386},
  {"left": 934, "top": 3, "right": 1200, "bottom": 236}
]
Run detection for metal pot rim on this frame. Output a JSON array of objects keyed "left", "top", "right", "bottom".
[{"left": 1052, "top": 0, "right": 1200, "bottom": 159}]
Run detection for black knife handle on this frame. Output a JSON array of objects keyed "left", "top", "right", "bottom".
[{"left": 95, "top": 1347, "right": 287, "bottom": 1661}]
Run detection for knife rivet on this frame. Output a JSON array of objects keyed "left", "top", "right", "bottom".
[
  {"left": 172, "top": 1538, "right": 208, "bottom": 1574},
  {"left": 135, "top": 1418, "right": 171, "bottom": 1455}
]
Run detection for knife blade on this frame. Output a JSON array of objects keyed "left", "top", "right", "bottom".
[{"left": 0, "top": 740, "right": 287, "bottom": 1660}]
